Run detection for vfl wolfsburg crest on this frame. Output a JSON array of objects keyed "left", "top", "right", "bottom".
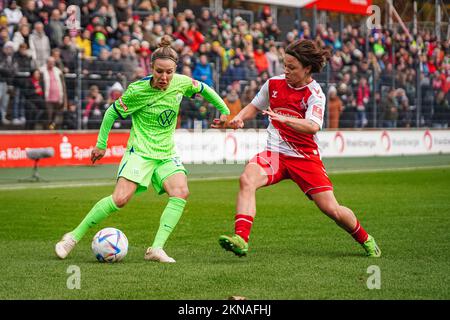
[
  {"left": 158, "top": 109, "right": 176, "bottom": 127},
  {"left": 176, "top": 93, "right": 183, "bottom": 104}
]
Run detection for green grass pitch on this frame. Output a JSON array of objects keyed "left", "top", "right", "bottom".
[{"left": 0, "top": 155, "right": 449, "bottom": 299}]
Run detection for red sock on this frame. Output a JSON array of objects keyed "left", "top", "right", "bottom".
[
  {"left": 235, "top": 214, "right": 254, "bottom": 243},
  {"left": 350, "top": 220, "right": 369, "bottom": 244}
]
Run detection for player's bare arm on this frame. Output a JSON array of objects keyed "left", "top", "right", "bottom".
[
  {"left": 228, "top": 103, "right": 260, "bottom": 129},
  {"left": 262, "top": 108, "right": 320, "bottom": 134}
]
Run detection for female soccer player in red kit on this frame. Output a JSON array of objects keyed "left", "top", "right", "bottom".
[{"left": 218, "top": 40, "right": 381, "bottom": 257}]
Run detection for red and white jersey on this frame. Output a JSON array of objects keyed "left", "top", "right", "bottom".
[{"left": 251, "top": 74, "right": 326, "bottom": 158}]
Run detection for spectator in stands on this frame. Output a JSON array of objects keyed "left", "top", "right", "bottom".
[
  {"left": 109, "top": 47, "right": 125, "bottom": 81},
  {"left": 397, "top": 88, "right": 412, "bottom": 128},
  {"left": 105, "top": 81, "right": 127, "bottom": 128},
  {"left": 59, "top": 35, "right": 78, "bottom": 73},
  {"left": 186, "top": 22, "right": 204, "bottom": 53},
  {"left": 253, "top": 45, "right": 269, "bottom": 75},
  {"left": 0, "top": 25, "right": 10, "bottom": 48},
  {"left": 265, "top": 45, "right": 283, "bottom": 77},
  {"left": 0, "top": 41, "right": 16, "bottom": 124},
  {"left": 62, "top": 101, "right": 78, "bottom": 130},
  {"left": 223, "top": 56, "right": 246, "bottom": 90},
  {"left": 131, "top": 66, "right": 146, "bottom": 81},
  {"left": 40, "top": 56, "right": 67, "bottom": 130},
  {"left": 356, "top": 77, "right": 370, "bottom": 128},
  {"left": 119, "top": 43, "right": 138, "bottom": 81},
  {"left": 137, "top": 45, "right": 151, "bottom": 75},
  {"left": 196, "top": 8, "right": 212, "bottom": 35},
  {"left": 48, "top": 9, "right": 65, "bottom": 48},
  {"left": 4, "top": 0, "right": 21, "bottom": 37},
  {"left": 432, "top": 91, "right": 449, "bottom": 128},
  {"left": 88, "top": 48, "right": 112, "bottom": 91},
  {"left": 223, "top": 88, "right": 241, "bottom": 127},
  {"left": 21, "top": 0, "right": 40, "bottom": 26},
  {"left": 29, "top": 21, "right": 51, "bottom": 68},
  {"left": 207, "top": 23, "right": 222, "bottom": 44},
  {"left": 51, "top": 48, "right": 66, "bottom": 73},
  {"left": 327, "top": 86, "right": 343, "bottom": 129},
  {"left": 173, "top": 20, "right": 191, "bottom": 48},
  {"left": 381, "top": 88, "right": 399, "bottom": 128},
  {"left": 75, "top": 29, "right": 92, "bottom": 58},
  {"left": 82, "top": 84, "right": 104, "bottom": 129},
  {"left": 338, "top": 82, "right": 356, "bottom": 128},
  {"left": 23, "top": 68, "right": 46, "bottom": 129},
  {"left": 14, "top": 42, "right": 35, "bottom": 73},
  {"left": 145, "top": 23, "right": 161, "bottom": 48},
  {"left": 114, "top": 0, "right": 131, "bottom": 24},
  {"left": 92, "top": 32, "right": 111, "bottom": 57},
  {"left": 244, "top": 59, "right": 258, "bottom": 82},
  {"left": 96, "top": 3, "right": 117, "bottom": 35},
  {"left": 11, "top": 41, "right": 34, "bottom": 125},
  {"left": 192, "top": 54, "right": 214, "bottom": 87},
  {"left": 11, "top": 23, "right": 30, "bottom": 52}
]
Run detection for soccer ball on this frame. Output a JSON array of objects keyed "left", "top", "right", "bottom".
[{"left": 92, "top": 227, "right": 128, "bottom": 263}]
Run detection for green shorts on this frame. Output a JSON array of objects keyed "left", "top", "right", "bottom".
[{"left": 117, "top": 151, "right": 187, "bottom": 195}]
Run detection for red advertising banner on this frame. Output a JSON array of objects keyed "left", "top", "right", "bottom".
[
  {"left": 0, "top": 131, "right": 129, "bottom": 168},
  {"left": 306, "top": 0, "right": 372, "bottom": 15}
]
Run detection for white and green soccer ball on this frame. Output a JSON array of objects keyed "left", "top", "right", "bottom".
[{"left": 92, "top": 227, "right": 128, "bottom": 263}]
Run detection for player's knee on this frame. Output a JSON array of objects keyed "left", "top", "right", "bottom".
[
  {"left": 239, "top": 173, "right": 257, "bottom": 191},
  {"left": 169, "top": 187, "right": 190, "bottom": 199},
  {"left": 112, "top": 193, "right": 131, "bottom": 208}
]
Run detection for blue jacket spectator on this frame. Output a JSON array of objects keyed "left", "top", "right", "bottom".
[
  {"left": 193, "top": 54, "right": 214, "bottom": 87},
  {"left": 92, "top": 32, "right": 111, "bottom": 57},
  {"left": 223, "top": 57, "right": 247, "bottom": 88}
]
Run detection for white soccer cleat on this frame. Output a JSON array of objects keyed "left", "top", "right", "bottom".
[
  {"left": 144, "top": 247, "right": 176, "bottom": 263},
  {"left": 55, "top": 233, "right": 78, "bottom": 259}
]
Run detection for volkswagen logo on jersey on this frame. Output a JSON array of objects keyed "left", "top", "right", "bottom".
[{"left": 158, "top": 109, "right": 176, "bottom": 127}]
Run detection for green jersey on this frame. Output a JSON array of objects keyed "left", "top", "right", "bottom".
[{"left": 109, "top": 74, "right": 221, "bottom": 159}]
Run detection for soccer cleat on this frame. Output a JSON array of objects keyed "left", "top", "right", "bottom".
[
  {"left": 219, "top": 234, "right": 248, "bottom": 257},
  {"left": 55, "top": 233, "right": 78, "bottom": 259},
  {"left": 144, "top": 247, "right": 176, "bottom": 263},
  {"left": 361, "top": 235, "right": 381, "bottom": 257}
]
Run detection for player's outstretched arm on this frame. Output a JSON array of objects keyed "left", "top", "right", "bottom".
[
  {"left": 92, "top": 106, "right": 119, "bottom": 164},
  {"left": 262, "top": 108, "right": 320, "bottom": 134},
  {"left": 197, "top": 83, "right": 230, "bottom": 128},
  {"left": 228, "top": 103, "right": 260, "bottom": 129},
  {"left": 199, "top": 83, "right": 230, "bottom": 116}
]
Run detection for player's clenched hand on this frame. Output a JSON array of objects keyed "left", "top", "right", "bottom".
[
  {"left": 262, "top": 108, "right": 288, "bottom": 124},
  {"left": 227, "top": 116, "right": 244, "bottom": 129},
  {"left": 91, "top": 147, "right": 106, "bottom": 164},
  {"left": 211, "top": 114, "right": 228, "bottom": 129}
]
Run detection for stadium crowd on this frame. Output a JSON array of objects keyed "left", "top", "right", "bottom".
[{"left": 0, "top": 0, "right": 449, "bottom": 130}]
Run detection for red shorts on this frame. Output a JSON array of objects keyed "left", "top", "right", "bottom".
[{"left": 249, "top": 150, "right": 333, "bottom": 199}]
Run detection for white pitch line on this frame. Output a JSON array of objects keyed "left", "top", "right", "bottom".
[{"left": 0, "top": 165, "right": 449, "bottom": 191}]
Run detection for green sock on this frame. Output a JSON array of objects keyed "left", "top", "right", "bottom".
[
  {"left": 151, "top": 197, "right": 186, "bottom": 249},
  {"left": 71, "top": 195, "right": 119, "bottom": 242}
]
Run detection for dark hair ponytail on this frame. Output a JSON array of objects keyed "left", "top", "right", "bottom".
[{"left": 286, "top": 40, "right": 331, "bottom": 73}]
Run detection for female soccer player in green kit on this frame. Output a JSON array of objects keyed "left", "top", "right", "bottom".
[{"left": 55, "top": 36, "right": 230, "bottom": 262}]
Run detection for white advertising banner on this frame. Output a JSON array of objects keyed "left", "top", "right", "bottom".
[{"left": 174, "top": 129, "right": 450, "bottom": 163}]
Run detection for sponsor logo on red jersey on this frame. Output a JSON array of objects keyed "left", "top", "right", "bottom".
[
  {"left": 273, "top": 107, "right": 303, "bottom": 119},
  {"left": 312, "top": 105, "right": 323, "bottom": 120}
]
